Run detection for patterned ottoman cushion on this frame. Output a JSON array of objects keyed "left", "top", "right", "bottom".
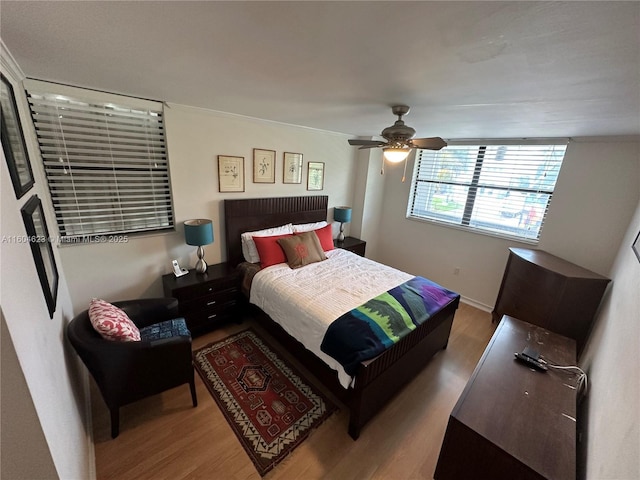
[{"left": 139, "top": 318, "right": 191, "bottom": 342}]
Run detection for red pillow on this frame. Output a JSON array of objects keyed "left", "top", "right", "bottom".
[
  {"left": 253, "top": 233, "right": 293, "bottom": 268},
  {"left": 297, "top": 223, "right": 334, "bottom": 252}
]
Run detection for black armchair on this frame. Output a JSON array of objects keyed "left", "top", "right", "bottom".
[{"left": 67, "top": 297, "right": 197, "bottom": 438}]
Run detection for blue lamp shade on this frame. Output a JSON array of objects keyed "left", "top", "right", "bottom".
[
  {"left": 334, "top": 206, "right": 352, "bottom": 223},
  {"left": 184, "top": 219, "right": 214, "bottom": 246}
]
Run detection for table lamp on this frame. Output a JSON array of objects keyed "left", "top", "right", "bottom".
[
  {"left": 184, "top": 219, "right": 214, "bottom": 274},
  {"left": 334, "top": 206, "right": 352, "bottom": 242}
]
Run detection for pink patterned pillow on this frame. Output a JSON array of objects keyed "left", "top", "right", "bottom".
[{"left": 88, "top": 299, "right": 141, "bottom": 342}]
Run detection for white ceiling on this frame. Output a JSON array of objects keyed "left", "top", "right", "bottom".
[{"left": 2, "top": 1, "right": 639, "bottom": 140}]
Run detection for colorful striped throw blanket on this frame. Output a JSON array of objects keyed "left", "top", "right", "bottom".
[{"left": 320, "top": 276, "right": 459, "bottom": 376}]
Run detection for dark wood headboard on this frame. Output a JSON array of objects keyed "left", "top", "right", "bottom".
[{"left": 224, "top": 195, "right": 329, "bottom": 267}]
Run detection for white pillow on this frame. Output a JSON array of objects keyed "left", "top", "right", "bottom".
[
  {"left": 292, "top": 221, "right": 328, "bottom": 233},
  {"left": 241, "top": 223, "right": 293, "bottom": 263}
]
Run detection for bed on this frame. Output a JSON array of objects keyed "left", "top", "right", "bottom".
[{"left": 224, "top": 195, "right": 460, "bottom": 439}]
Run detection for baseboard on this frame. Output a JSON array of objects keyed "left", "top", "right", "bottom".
[{"left": 460, "top": 296, "right": 493, "bottom": 313}]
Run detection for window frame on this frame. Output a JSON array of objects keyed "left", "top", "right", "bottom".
[{"left": 407, "top": 139, "right": 568, "bottom": 244}]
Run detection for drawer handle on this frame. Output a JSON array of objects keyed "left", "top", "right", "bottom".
[
  {"left": 207, "top": 300, "right": 217, "bottom": 306},
  {"left": 207, "top": 313, "right": 217, "bottom": 319}
]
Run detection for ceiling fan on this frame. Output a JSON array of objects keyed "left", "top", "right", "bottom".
[{"left": 348, "top": 105, "right": 447, "bottom": 164}]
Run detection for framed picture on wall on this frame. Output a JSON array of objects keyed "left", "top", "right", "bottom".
[
  {"left": 253, "top": 148, "right": 275, "bottom": 183},
  {"left": 283, "top": 152, "right": 302, "bottom": 184},
  {"left": 1, "top": 73, "right": 35, "bottom": 199},
  {"left": 21, "top": 195, "right": 59, "bottom": 318},
  {"left": 218, "top": 155, "right": 245, "bottom": 192},
  {"left": 307, "top": 161, "right": 325, "bottom": 191}
]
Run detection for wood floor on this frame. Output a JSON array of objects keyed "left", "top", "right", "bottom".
[{"left": 93, "top": 302, "right": 496, "bottom": 480}]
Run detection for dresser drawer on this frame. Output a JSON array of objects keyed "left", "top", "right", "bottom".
[
  {"left": 172, "top": 276, "right": 239, "bottom": 302},
  {"left": 178, "top": 288, "right": 239, "bottom": 314},
  {"left": 186, "top": 299, "right": 240, "bottom": 323},
  {"left": 184, "top": 299, "right": 241, "bottom": 334}
]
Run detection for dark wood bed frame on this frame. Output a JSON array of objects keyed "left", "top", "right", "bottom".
[{"left": 224, "top": 195, "right": 460, "bottom": 439}]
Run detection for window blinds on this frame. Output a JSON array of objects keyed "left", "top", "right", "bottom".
[
  {"left": 408, "top": 142, "right": 567, "bottom": 242},
  {"left": 25, "top": 80, "right": 174, "bottom": 240}
]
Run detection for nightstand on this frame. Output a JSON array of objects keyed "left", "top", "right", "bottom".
[
  {"left": 334, "top": 236, "right": 366, "bottom": 257},
  {"left": 162, "top": 261, "right": 242, "bottom": 336}
]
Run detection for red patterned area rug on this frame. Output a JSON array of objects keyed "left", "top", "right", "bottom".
[{"left": 193, "top": 329, "right": 337, "bottom": 476}]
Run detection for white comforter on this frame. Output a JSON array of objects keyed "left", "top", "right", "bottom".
[{"left": 249, "top": 248, "right": 413, "bottom": 388}]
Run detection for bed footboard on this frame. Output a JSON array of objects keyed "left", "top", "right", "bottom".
[
  {"left": 347, "top": 302, "right": 457, "bottom": 439},
  {"left": 250, "top": 298, "right": 459, "bottom": 440}
]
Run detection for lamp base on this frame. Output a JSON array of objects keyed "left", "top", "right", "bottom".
[
  {"left": 337, "top": 223, "right": 345, "bottom": 242},
  {"left": 195, "top": 246, "right": 207, "bottom": 274}
]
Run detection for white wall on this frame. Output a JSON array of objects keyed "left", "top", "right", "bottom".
[
  {"left": 1, "top": 310, "right": 58, "bottom": 480},
  {"left": 58, "top": 104, "right": 358, "bottom": 313},
  {"left": 542, "top": 139, "right": 640, "bottom": 272},
  {"left": 582, "top": 197, "right": 640, "bottom": 479},
  {"left": 374, "top": 139, "right": 640, "bottom": 309},
  {"left": 1, "top": 48, "right": 93, "bottom": 479},
  {"left": 350, "top": 147, "right": 386, "bottom": 258}
]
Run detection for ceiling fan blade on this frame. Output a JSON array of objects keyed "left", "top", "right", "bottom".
[
  {"left": 358, "top": 144, "right": 386, "bottom": 150},
  {"left": 410, "top": 137, "right": 447, "bottom": 150},
  {"left": 348, "top": 139, "right": 386, "bottom": 147}
]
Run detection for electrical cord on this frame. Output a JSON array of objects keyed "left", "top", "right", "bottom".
[{"left": 539, "top": 358, "right": 588, "bottom": 395}]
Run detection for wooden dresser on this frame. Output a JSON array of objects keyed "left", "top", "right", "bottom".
[
  {"left": 435, "top": 316, "right": 577, "bottom": 480},
  {"left": 492, "top": 248, "right": 610, "bottom": 353}
]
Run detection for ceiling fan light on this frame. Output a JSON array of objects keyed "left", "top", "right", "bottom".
[{"left": 383, "top": 147, "right": 411, "bottom": 163}]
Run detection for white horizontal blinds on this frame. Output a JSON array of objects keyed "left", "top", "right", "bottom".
[
  {"left": 469, "top": 145, "right": 566, "bottom": 240},
  {"left": 409, "top": 143, "right": 567, "bottom": 242},
  {"left": 25, "top": 80, "right": 173, "bottom": 239},
  {"left": 411, "top": 147, "right": 477, "bottom": 225}
]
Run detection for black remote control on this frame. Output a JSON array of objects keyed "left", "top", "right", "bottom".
[{"left": 514, "top": 351, "right": 548, "bottom": 371}]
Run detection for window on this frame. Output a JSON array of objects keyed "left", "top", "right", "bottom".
[
  {"left": 408, "top": 141, "right": 567, "bottom": 243},
  {"left": 25, "top": 79, "right": 173, "bottom": 242}
]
